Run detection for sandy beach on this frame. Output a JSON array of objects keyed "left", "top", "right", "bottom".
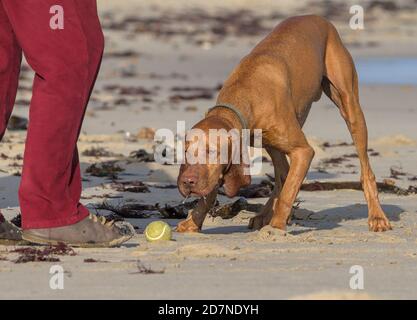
[{"left": 0, "top": 0, "right": 417, "bottom": 299}]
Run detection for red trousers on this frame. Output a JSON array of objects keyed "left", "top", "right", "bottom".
[{"left": 0, "top": 0, "right": 104, "bottom": 229}]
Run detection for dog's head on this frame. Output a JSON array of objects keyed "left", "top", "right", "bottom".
[{"left": 177, "top": 116, "right": 251, "bottom": 198}]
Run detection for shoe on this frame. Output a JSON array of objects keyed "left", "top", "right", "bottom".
[
  {"left": 22, "top": 213, "right": 135, "bottom": 248},
  {"left": 0, "top": 213, "right": 28, "bottom": 245}
]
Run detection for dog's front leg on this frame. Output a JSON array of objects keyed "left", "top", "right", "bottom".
[
  {"left": 176, "top": 188, "right": 218, "bottom": 233},
  {"left": 269, "top": 145, "right": 314, "bottom": 230},
  {"left": 249, "top": 147, "right": 289, "bottom": 230}
]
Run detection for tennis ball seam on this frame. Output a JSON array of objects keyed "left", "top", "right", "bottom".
[{"left": 145, "top": 224, "right": 168, "bottom": 241}]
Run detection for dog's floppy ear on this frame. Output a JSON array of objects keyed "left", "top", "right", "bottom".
[{"left": 222, "top": 163, "right": 251, "bottom": 197}]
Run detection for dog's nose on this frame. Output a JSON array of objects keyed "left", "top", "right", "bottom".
[{"left": 182, "top": 176, "right": 197, "bottom": 189}]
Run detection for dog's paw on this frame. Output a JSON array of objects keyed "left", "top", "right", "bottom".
[
  {"left": 255, "top": 225, "right": 288, "bottom": 242},
  {"left": 368, "top": 216, "right": 392, "bottom": 232},
  {"left": 176, "top": 219, "right": 201, "bottom": 233}
]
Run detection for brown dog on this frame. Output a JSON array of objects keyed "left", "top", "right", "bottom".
[{"left": 176, "top": 15, "right": 392, "bottom": 233}]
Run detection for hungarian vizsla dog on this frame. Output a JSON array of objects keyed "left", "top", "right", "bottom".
[{"left": 176, "top": 15, "right": 392, "bottom": 233}]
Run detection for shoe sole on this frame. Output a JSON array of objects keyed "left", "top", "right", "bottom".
[
  {"left": 0, "top": 239, "right": 31, "bottom": 246},
  {"left": 21, "top": 233, "right": 134, "bottom": 248}
]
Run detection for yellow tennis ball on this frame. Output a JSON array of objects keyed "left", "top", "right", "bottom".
[{"left": 145, "top": 221, "right": 172, "bottom": 242}]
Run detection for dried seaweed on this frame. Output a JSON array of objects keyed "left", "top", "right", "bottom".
[
  {"left": 93, "top": 199, "right": 205, "bottom": 220},
  {"left": 321, "top": 157, "right": 349, "bottom": 166},
  {"left": 219, "top": 180, "right": 274, "bottom": 198},
  {"left": 85, "top": 162, "right": 124, "bottom": 178},
  {"left": 321, "top": 141, "right": 353, "bottom": 148},
  {"left": 129, "top": 149, "right": 154, "bottom": 162},
  {"left": 169, "top": 85, "right": 221, "bottom": 103},
  {"left": 7, "top": 116, "right": 28, "bottom": 131},
  {"left": 368, "top": 0, "right": 399, "bottom": 12},
  {"left": 102, "top": 9, "right": 271, "bottom": 41},
  {"left": 80, "top": 193, "right": 123, "bottom": 200},
  {"left": 104, "top": 50, "right": 140, "bottom": 58},
  {"left": 343, "top": 153, "right": 358, "bottom": 158},
  {"left": 263, "top": 174, "right": 416, "bottom": 196},
  {"left": 209, "top": 198, "right": 262, "bottom": 219},
  {"left": 84, "top": 258, "right": 109, "bottom": 263},
  {"left": 151, "top": 184, "right": 177, "bottom": 189},
  {"left": 93, "top": 201, "right": 155, "bottom": 218},
  {"left": 15, "top": 99, "right": 30, "bottom": 106},
  {"left": 119, "top": 86, "right": 153, "bottom": 96},
  {"left": 111, "top": 180, "right": 150, "bottom": 193},
  {"left": 82, "top": 147, "right": 120, "bottom": 158},
  {"left": 390, "top": 166, "right": 407, "bottom": 179},
  {"left": 301, "top": 181, "right": 416, "bottom": 196},
  {"left": 171, "top": 85, "right": 221, "bottom": 92},
  {"left": 156, "top": 200, "right": 200, "bottom": 219},
  {"left": 12, "top": 243, "right": 76, "bottom": 264},
  {"left": 170, "top": 92, "right": 213, "bottom": 102}
]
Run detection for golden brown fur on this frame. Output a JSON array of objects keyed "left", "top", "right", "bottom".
[{"left": 177, "top": 15, "right": 392, "bottom": 233}]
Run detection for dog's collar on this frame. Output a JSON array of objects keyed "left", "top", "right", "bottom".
[{"left": 206, "top": 103, "right": 248, "bottom": 130}]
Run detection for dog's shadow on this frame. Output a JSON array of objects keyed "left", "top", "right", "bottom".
[
  {"left": 290, "top": 203, "right": 403, "bottom": 235},
  {"left": 202, "top": 225, "right": 253, "bottom": 235},
  {"left": 202, "top": 203, "right": 404, "bottom": 235}
]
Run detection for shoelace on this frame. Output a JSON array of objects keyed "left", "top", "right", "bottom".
[{"left": 88, "top": 213, "right": 115, "bottom": 228}]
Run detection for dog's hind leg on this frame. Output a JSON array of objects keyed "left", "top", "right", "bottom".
[
  {"left": 322, "top": 26, "right": 391, "bottom": 232},
  {"left": 176, "top": 188, "right": 218, "bottom": 233},
  {"left": 248, "top": 146, "right": 289, "bottom": 230}
]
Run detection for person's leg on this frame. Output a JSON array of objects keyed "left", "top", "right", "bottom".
[
  {"left": 0, "top": 0, "right": 25, "bottom": 243},
  {"left": 1, "top": 0, "right": 134, "bottom": 247},
  {"left": 0, "top": 0, "right": 21, "bottom": 139},
  {"left": 2, "top": 0, "right": 103, "bottom": 229}
]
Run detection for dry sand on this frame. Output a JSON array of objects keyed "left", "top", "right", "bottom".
[{"left": 0, "top": 0, "right": 416, "bottom": 299}]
